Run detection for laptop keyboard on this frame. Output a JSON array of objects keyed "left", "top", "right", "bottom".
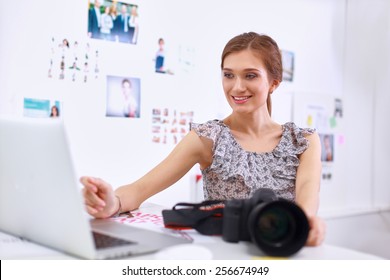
[{"left": 92, "top": 231, "right": 135, "bottom": 249}]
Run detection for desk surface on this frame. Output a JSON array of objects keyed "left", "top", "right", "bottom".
[{"left": 0, "top": 203, "right": 383, "bottom": 260}]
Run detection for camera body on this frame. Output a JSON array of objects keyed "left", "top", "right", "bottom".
[{"left": 222, "top": 188, "right": 309, "bottom": 257}]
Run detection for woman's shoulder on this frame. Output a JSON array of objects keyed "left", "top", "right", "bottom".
[
  {"left": 190, "top": 119, "right": 222, "bottom": 129},
  {"left": 190, "top": 119, "right": 226, "bottom": 140},
  {"left": 282, "top": 122, "right": 316, "bottom": 136},
  {"left": 279, "top": 122, "right": 316, "bottom": 155}
]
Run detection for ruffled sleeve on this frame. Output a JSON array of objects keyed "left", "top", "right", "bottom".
[
  {"left": 276, "top": 122, "right": 314, "bottom": 154},
  {"left": 271, "top": 122, "right": 315, "bottom": 181},
  {"left": 190, "top": 120, "right": 223, "bottom": 147},
  {"left": 191, "top": 120, "right": 240, "bottom": 180}
]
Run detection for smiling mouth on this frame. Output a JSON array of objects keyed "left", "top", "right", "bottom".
[{"left": 232, "top": 96, "right": 251, "bottom": 102}]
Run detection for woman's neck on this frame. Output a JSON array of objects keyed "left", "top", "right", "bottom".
[{"left": 223, "top": 111, "right": 277, "bottom": 135}]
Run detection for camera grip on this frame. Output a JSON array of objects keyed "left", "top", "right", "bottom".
[{"left": 222, "top": 200, "right": 243, "bottom": 243}]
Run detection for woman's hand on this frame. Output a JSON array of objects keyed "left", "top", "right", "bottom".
[
  {"left": 80, "top": 176, "right": 119, "bottom": 218},
  {"left": 306, "top": 215, "right": 326, "bottom": 246}
]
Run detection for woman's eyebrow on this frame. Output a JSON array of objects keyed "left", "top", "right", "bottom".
[{"left": 222, "top": 67, "right": 261, "bottom": 72}]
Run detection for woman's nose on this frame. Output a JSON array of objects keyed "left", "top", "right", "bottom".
[{"left": 233, "top": 77, "right": 246, "bottom": 92}]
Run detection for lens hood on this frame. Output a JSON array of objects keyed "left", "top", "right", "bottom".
[{"left": 248, "top": 199, "right": 309, "bottom": 257}]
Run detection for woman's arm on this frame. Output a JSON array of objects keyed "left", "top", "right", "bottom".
[
  {"left": 82, "top": 130, "right": 212, "bottom": 218},
  {"left": 295, "top": 132, "right": 326, "bottom": 246},
  {"left": 116, "top": 130, "right": 211, "bottom": 212}
]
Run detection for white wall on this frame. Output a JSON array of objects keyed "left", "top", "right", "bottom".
[
  {"left": 0, "top": 0, "right": 389, "bottom": 215},
  {"left": 324, "top": 210, "right": 390, "bottom": 259},
  {"left": 371, "top": 1, "right": 390, "bottom": 209},
  {"left": 343, "top": 0, "right": 390, "bottom": 211}
]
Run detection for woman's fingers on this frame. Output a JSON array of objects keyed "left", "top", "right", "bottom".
[
  {"left": 81, "top": 177, "right": 107, "bottom": 211},
  {"left": 82, "top": 184, "right": 106, "bottom": 208},
  {"left": 85, "top": 204, "right": 98, "bottom": 215},
  {"left": 306, "top": 216, "right": 326, "bottom": 246},
  {"left": 80, "top": 176, "right": 116, "bottom": 218}
]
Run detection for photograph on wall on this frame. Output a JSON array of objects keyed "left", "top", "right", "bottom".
[
  {"left": 153, "top": 37, "right": 174, "bottom": 75},
  {"left": 293, "top": 93, "right": 345, "bottom": 183},
  {"left": 319, "top": 133, "right": 334, "bottom": 182},
  {"left": 88, "top": 0, "right": 139, "bottom": 44},
  {"left": 281, "top": 50, "right": 294, "bottom": 82},
  {"left": 23, "top": 98, "right": 62, "bottom": 118},
  {"left": 48, "top": 37, "right": 100, "bottom": 83},
  {"left": 303, "top": 104, "right": 328, "bottom": 131},
  {"left": 151, "top": 108, "right": 194, "bottom": 145},
  {"left": 106, "top": 75, "right": 141, "bottom": 118},
  {"left": 319, "top": 133, "right": 334, "bottom": 162},
  {"left": 334, "top": 98, "right": 343, "bottom": 118}
]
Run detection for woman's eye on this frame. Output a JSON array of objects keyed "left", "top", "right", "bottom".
[
  {"left": 223, "top": 72, "right": 234, "bottom": 79},
  {"left": 246, "top": 73, "right": 257, "bottom": 79}
]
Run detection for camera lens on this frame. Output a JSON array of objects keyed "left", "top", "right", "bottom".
[
  {"left": 257, "top": 207, "right": 294, "bottom": 244},
  {"left": 248, "top": 200, "right": 309, "bottom": 257}
]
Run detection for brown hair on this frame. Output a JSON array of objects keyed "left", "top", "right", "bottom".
[{"left": 221, "top": 32, "right": 283, "bottom": 116}]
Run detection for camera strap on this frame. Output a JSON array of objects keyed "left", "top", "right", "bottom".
[{"left": 162, "top": 200, "right": 225, "bottom": 235}]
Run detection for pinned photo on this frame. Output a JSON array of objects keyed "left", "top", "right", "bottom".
[
  {"left": 281, "top": 50, "right": 294, "bottom": 82},
  {"left": 154, "top": 38, "right": 174, "bottom": 75},
  {"left": 319, "top": 133, "right": 334, "bottom": 162},
  {"left": 24, "top": 98, "right": 62, "bottom": 119},
  {"left": 48, "top": 37, "right": 99, "bottom": 83},
  {"left": 106, "top": 75, "right": 141, "bottom": 118},
  {"left": 334, "top": 98, "right": 343, "bottom": 118},
  {"left": 151, "top": 108, "right": 193, "bottom": 145},
  {"left": 88, "top": 0, "right": 139, "bottom": 44}
]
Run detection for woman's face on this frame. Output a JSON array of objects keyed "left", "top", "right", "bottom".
[
  {"left": 159, "top": 39, "right": 165, "bottom": 48},
  {"left": 122, "top": 81, "right": 132, "bottom": 96},
  {"left": 51, "top": 106, "right": 58, "bottom": 116},
  {"left": 222, "top": 49, "right": 276, "bottom": 115}
]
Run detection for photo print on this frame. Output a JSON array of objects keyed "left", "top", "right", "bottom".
[
  {"left": 319, "top": 133, "right": 334, "bottom": 162},
  {"left": 48, "top": 37, "right": 100, "bottom": 83},
  {"left": 334, "top": 98, "right": 343, "bottom": 118},
  {"left": 151, "top": 108, "right": 194, "bottom": 145},
  {"left": 23, "top": 98, "right": 62, "bottom": 118},
  {"left": 281, "top": 50, "right": 294, "bottom": 82},
  {"left": 106, "top": 75, "right": 141, "bottom": 118},
  {"left": 88, "top": 0, "right": 139, "bottom": 44},
  {"left": 154, "top": 37, "right": 174, "bottom": 75}
]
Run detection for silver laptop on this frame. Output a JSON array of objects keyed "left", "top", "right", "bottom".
[{"left": 0, "top": 117, "right": 191, "bottom": 259}]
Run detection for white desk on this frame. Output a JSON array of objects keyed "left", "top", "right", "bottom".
[
  {"left": 0, "top": 203, "right": 383, "bottom": 260},
  {"left": 0, "top": 230, "right": 381, "bottom": 260}
]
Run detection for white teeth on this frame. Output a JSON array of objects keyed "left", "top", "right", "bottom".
[{"left": 233, "top": 96, "right": 250, "bottom": 100}]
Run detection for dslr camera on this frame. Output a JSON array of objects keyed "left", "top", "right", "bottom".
[
  {"left": 222, "top": 188, "right": 309, "bottom": 256},
  {"left": 163, "top": 188, "right": 309, "bottom": 257}
]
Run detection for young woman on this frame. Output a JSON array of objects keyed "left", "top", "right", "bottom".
[{"left": 81, "top": 32, "right": 326, "bottom": 246}]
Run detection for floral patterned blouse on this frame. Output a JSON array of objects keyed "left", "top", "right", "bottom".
[{"left": 190, "top": 120, "right": 314, "bottom": 202}]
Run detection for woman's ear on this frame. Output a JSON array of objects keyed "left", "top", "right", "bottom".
[{"left": 269, "top": 79, "right": 281, "bottom": 94}]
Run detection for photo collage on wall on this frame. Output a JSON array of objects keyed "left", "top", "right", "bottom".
[
  {"left": 151, "top": 108, "right": 194, "bottom": 145},
  {"left": 39, "top": 0, "right": 198, "bottom": 132},
  {"left": 48, "top": 37, "right": 100, "bottom": 83},
  {"left": 299, "top": 96, "right": 344, "bottom": 182},
  {"left": 317, "top": 98, "right": 343, "bottom": 171}
]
